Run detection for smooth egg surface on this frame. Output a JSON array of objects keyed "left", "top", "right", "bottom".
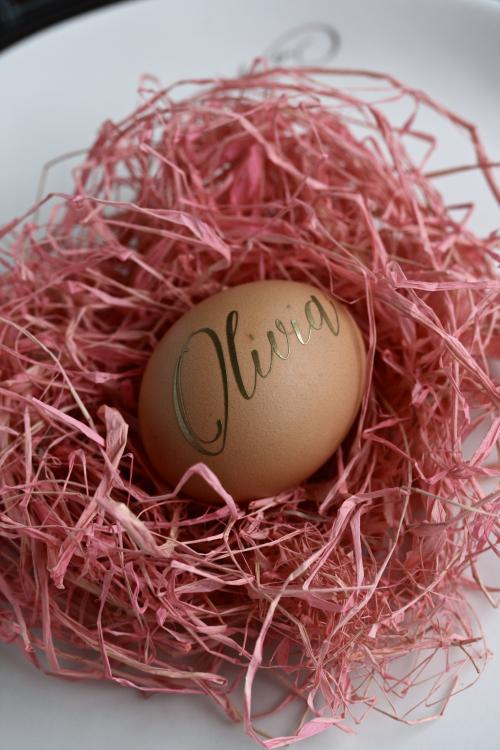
[{"left": 139, "top": 280, "right": 366, "bottom": 501}]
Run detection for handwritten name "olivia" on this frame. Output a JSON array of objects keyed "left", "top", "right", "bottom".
[{"left": 173, "top": 295, "right": 340, "bottom": 455}]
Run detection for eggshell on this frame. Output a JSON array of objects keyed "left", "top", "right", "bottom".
[{"left": 139, "top": 280, "right": 366, "bottom": 501}]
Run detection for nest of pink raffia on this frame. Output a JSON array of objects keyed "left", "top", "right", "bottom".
[{"left": 0, "top": 65, "right": 499, "bottom": 747}]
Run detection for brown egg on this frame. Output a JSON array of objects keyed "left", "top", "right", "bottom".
[{"left": 139, "top": 280, "right": 366, "bottom": 502}]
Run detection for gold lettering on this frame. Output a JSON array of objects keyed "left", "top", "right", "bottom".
[
  {"left": 173, "top": 328, "right": 228, "bottom": 455},
  {"left": 226, "top": 310, "right": 258, "bottom": 399},
  {"left": 305, "top": 295, "right": 340, "bottom": 336},
  {"left": 270, "top": 320, "right": 291, "bottom": 360},
  {"left": 290, "top": 318, "right": 311, "bottom": 345},
  {"left": 173, "top": 295, "right": 341, "bottom": 455},
  {"left": 250, "top": 319, "right": 291, "bottom": 379}
]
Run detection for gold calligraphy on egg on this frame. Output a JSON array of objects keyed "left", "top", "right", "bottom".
[{"left": 173, "top": 295, "right": 340, "bottom": 455}]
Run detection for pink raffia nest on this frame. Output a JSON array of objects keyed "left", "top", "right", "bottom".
[{"left": 0, "top": 65, "right": 499, "bottom": 747}]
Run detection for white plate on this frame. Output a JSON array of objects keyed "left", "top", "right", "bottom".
[{"left": 0, "top": 1, "right": 499, "bottom": 749}]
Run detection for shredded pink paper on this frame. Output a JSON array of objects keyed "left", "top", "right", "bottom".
[{"left": 0, "top": 65, "right": 499, "bottom": 746}]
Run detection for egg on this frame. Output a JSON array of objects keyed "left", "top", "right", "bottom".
[{"left": 139, "top": 280, "right": 366, "bottom": 502}]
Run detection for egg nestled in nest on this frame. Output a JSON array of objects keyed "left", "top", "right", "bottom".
[{"left": 139, "top": 280, "right": 366, "bottom": 501}]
